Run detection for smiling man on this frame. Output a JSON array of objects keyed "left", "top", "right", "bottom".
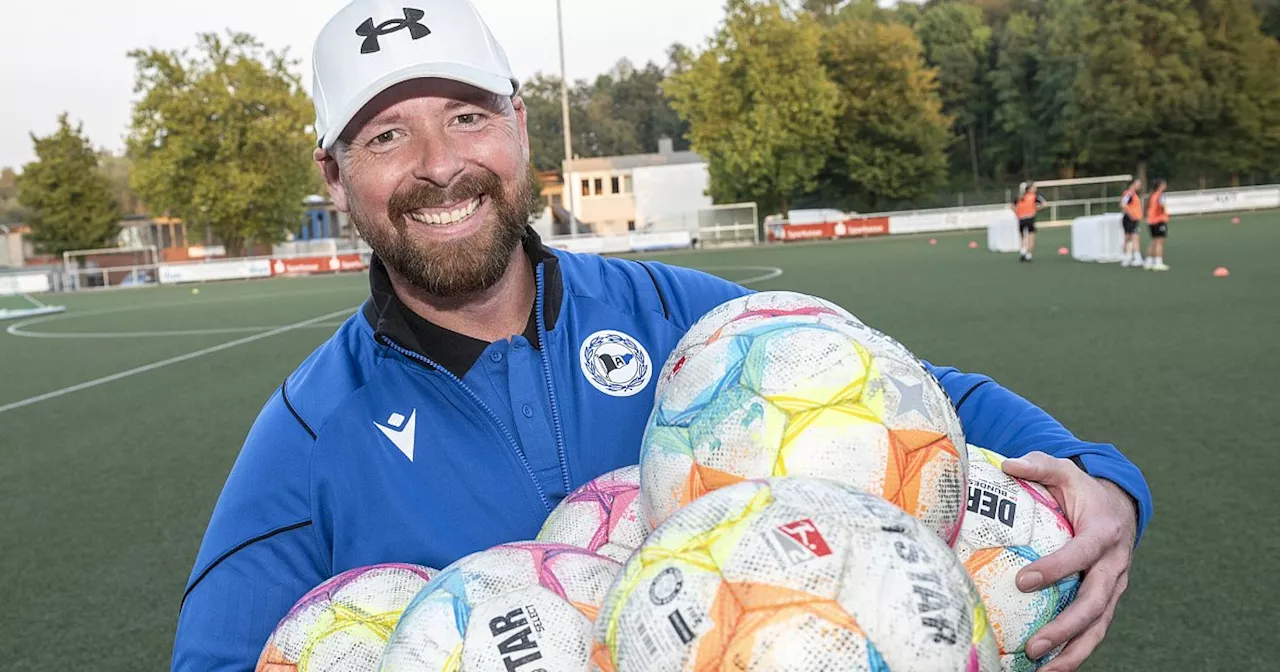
[{"left": 171, "top": 1, "right": 1153, "bottom": 670}]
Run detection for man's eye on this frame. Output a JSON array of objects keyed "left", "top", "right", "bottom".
[
  {"left": 457, "top": 113, "right": 479, "bottom": 126},
  {"left": 370, "top": 130, "right": 398, "bottom": 145}
]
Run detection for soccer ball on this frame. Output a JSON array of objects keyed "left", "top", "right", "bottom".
[
  {"left": 379, "top": 542, "right": 622, "bottom": 672},
  {"left": 591, "top": 477, "right": 999, "bottom": 671},
  {"left": 640, "top": 316, "right": 967, "bottom": 542},
  {"left": 953, "top": 446, "right": 1079, "bottom": 670},
  {"left": 654, "top": 291, "right": 861, "bottom": 400},
  {"left": 537, "top": 465, "right": 649, "bottom": 563},
  {"left": 255, "top": 563, "right": 438, "bottom": 672}
]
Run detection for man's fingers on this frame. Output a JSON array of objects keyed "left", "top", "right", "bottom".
[
  {"left": 1018, "top": 532, "right": 1104, "bottom": 591},
  {"left": 1002, "top": 451, "right": 1082, "bottom": 487},
  {"left": 1039, "top": 576, "right": 1126, "bottom": 672},
  {"left": 1023, "top": 560, "right": 1120, "bottom": 660}
]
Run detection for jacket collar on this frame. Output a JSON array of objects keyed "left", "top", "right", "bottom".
[{"left": 362, "top": 227, "right": 563, "bottom": 378}]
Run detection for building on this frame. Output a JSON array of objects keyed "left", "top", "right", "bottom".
[{"left": 563, "top": 138, "right": 712, "bottom": 237}]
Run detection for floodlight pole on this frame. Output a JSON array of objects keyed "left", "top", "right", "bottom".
[{"left": 557, "top": 0, "right": 578, "bottom": 236}]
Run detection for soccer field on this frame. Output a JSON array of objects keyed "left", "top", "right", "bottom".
[{"left": 2, "top": 213, "right": 1276, "bottom": 670}]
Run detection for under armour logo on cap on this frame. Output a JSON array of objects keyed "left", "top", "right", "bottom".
[{"left": 355, "top": 7, "right": 431, "bottom": 54}]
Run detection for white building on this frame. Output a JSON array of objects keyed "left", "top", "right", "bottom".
[{"left": 562, "top": 138, "right": 711, "bottom": 237}]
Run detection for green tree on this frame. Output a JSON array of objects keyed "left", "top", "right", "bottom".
[
  {"left": 127, "top": 32, "right": 314, "bottom": 255},
  {"left": 1075, "top": 0, "right": 1210, "bottom": 180},
  {"left": 666, "top": 0, "right": 839, "bottom": 215},
  {"left": 1036, "top": 0, "right": 1093, "bottom": 177},
  {"left": 522, "top": 73, "right": 577, "bottom": 172},
  {"left": 916, "top": 1, "right": 991, "bottom": 188},
  {"left": 0, "top": 167, "right": 29, "bottom": 225},
  {"left": 988, "top": 11, "right": 1041, "bottom": 178},
  {"left": 16, "top": 114, "right": 120, "bottom": 255},
  {"left": 1256, "top": 0, "right": 1280, "bottom": 38},
  {"left": 97, "top": 151, "right": 144, "bottom": 216},
  {"left": 1189, "top": 0, "right": 1280, "bottom": 180},
  {"left": 819, "top": 17, "right": 951, "bottom": 208}
]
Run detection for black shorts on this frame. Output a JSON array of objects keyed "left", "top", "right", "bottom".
[
  {"left": 1122, "top": 216, "right": 1139, "bottom": 235},
  {"left": 1018, "top": 217, "right": 1036, "bottom": 233},
  {"left": 1149, "top": 223, "right": 1168, "bottom": 238}
]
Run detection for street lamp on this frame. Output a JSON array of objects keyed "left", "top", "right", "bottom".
[{"left": 556, "top": 0, "right": 577, "bottom": 236}]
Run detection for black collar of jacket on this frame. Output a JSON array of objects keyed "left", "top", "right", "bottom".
[{"left": 362, "top": 227, "right": 563, "bottom": 378}]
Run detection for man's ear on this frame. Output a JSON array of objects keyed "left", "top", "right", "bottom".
[
  {"left": 511, "top": 95, "right": 530, "bottom": 163},
  {"left": 314, "top": 147, "right": 348, "bottom": 211}
]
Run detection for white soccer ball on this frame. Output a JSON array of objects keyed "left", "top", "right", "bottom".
[
  {"left": 256, "top": 563, "right": 438, "bottom": 672},
  {"left": 655, "top": 291, "right": 862, "bottom": 401},
  {"left": 537, "top": 465, "right": 650, "bottom": 563},
  {"left": 379, "top": 542, "right": 621, "bottom": 672},
  {"left": 591, "top": 477, "right": 999, "bottom": 671},
  {"left": 641, "top": 315, "right": 967, "bottom": 543},
  {"left": 954, "top": 446, "right": 1079, "bottom": 670}
]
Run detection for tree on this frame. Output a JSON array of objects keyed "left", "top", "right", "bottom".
[
  {"left": 127, "top": 32, "right": 314, "bottom": 255},
  {"left": 15, "top": 114, "right": 120, "bottom": 255},
  {"left": 522, "top": 73, "right": 577, "bottom": 172},
  {"left": 1256, "top": 0, "right": 1280, "bottom": 38},
  {"left": 0, "top": 167, "right": 29, "bottom": 225},
  {"left": 1036, "top": 0, "right": 1093, "bottom": 177},
  {"left": 988, "top": 11, "right": 1041, "bottom": 178},
  {"left": 97, "top": 151, "right": 144, "bottom": 216},
  {"left": 666, "top": 0, "right": 839, "bottom": 215},
  {"left": 1074, "top": 0, "right": 1210, "bottom": 180},
  {"left": 916, "top": 1, "right": 992, "bottom": 189},
  {"left": 818, "top": 17, "right": 951, "bottom": 208},
  {"left": 1189, "top": 0, "right": 1280, "bottom": 180}
]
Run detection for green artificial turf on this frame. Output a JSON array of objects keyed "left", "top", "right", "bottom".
[{"left": 1, "top": 212, "right": 1275, "bottom": 670}]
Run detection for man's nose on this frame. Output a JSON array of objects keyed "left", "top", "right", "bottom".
[{"left": 409, "top": 134, "right": 464, "bottom": 188}]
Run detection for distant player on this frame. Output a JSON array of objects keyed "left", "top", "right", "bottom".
[
  {"left": 1145, "top": 180, "right": 1169, "bottom": 271},
  {"left": 1013, "top": 182, "right": 1046, "bottom": 262},
  {"left": 1120, "top": 179, "right": 1144, "bottom": 267}
]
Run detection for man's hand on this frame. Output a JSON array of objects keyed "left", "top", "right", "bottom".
[{"left": 1002, "top": 452, "right": 1138, "bottom": 672}]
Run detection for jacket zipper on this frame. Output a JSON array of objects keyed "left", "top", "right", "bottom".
[
  {"left": 375, "top": 335, "right": 554, "bottom": 513},
  {"left": 535, "top": 263, "right": 573, "bottom": 494}
]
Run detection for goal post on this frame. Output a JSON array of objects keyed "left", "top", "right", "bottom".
[
  {"left": 694, "top": 202, "right": 759, "bottom": 248},
  {"left": 1018, "top": 175, "right": 1134, "bottom": 222},
  {"left": 62, "top": 245, "right": 160, "bottom": 290}
]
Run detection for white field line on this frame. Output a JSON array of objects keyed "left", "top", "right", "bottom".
[
  {"left": 698, "top": 265, "right": 785, "bottom": 285},
  {"left": 0, "top": 307, "right": 358, "bottom": 415}
]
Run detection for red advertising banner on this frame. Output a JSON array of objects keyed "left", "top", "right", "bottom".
[
  {"left": 271, "top": 254, "right": 366, "bottom": 276},
  {"left": 767, "top": 217, "right": 890, "bottom": 242}
]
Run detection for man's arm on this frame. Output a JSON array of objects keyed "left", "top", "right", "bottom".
[
  {"left": 172, "top": 387, "right": 329, "bottom": 672},
  {"left": 925, "top": 362, "right": 1152, "bottom": 539}
]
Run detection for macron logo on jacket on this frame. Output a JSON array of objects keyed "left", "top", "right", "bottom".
[{"left": 375, "top": 410, "right": 417, "bottom": 461}]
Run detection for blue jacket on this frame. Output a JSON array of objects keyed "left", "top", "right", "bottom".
[{"left": 172, "top": 232, "right": 1152, "bottom": 671}]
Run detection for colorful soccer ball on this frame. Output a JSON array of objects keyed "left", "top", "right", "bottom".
[
  {"left": 255, "top": 563, "right": 438, "bottom": 672},
  {"left": 655, "top": 291, "right": 862, "bottom": 400},
  {"left": 640, "top": 316, "right": 967, "bottom": 542},
  {"left": 954, "top": 446, "right": 1080, "bottom": 670},
  {"left": 537, "top": 465, "right": 649, "bottom": 563},
  {"left": 379, "top": 542, "right": 622, "bottom": 672},
  {"left": 591, "top": 477, "right": 999, "bottom": 671}
]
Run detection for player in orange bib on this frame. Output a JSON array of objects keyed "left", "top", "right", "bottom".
[
  {"left": 1013, "top": 182, "right": 1046, "bottom": 262},
  {"left": 1119, "top": 179, "right": 1145, "bottom": 267},
  {"left": 1144, "top": 179, "right": 1169, "bottom": 271}
]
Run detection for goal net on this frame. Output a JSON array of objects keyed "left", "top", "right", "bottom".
[
  {"left": 62, "top": 246, "right": 160, "bottom": 290},
  {"left": 1019, "top": 175, "right": 1135, "bottom": 222}
]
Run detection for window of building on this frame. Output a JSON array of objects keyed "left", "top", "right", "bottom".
[
  {"left": 622, "top": 175, "right": 633, "bottom": 193},
  {"left": 611, "top": 176, "right": 620, "bottom": 194},
  {"left": 594, "top": 178, "right": 603, "bottom": 195},
  {"left": 627, "top": 220, "right": 636, "bottom": 231},
  {"left": 581, "top": 179, "right": 590, "bottom": 197}
]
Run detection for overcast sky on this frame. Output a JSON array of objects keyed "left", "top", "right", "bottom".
[{"left": 0, "top": 0, "right": 735, "bottom": 169}]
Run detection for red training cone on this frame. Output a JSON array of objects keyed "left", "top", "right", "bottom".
[
  {"left": 1231, "top": 217, "right": 1241, "bottom": 224},
  {"left": 929, "top": 238, "right": 938, "bottom": 245},
  {"left": 1058, "top": 247, "right": 1070, "bottom": 256},
  {"left": 968, "top": 241, "right": 978, "bottom": 249},
  {"left": 1213, "top": 267, "right": 1230, "bottom": 277}
]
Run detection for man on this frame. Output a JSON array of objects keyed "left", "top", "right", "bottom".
[
  {"left": 172, "top": 1, "right": 1152, "bottom": 670},
  {"left": 1145, "top": 180, "right": 1170, "bottom": 271},
  {"left": 1013, "top": 182, "right": 1046, "bottom": 262},
  {"left": 1119, "top": 179, "right": 1144, "bottom": 268}
]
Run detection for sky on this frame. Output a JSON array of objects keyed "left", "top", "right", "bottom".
[{"left": 0, "top": 0, "right": 731, "bottom": 170}]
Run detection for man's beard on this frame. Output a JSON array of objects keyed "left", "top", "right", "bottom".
[{"left": 347, "top": 167, "right": 537, "bottom": 298}]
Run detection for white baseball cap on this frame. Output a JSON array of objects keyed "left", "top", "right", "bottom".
[{"left": 312, "top": 0, "right": 519, "bottom": 150}]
